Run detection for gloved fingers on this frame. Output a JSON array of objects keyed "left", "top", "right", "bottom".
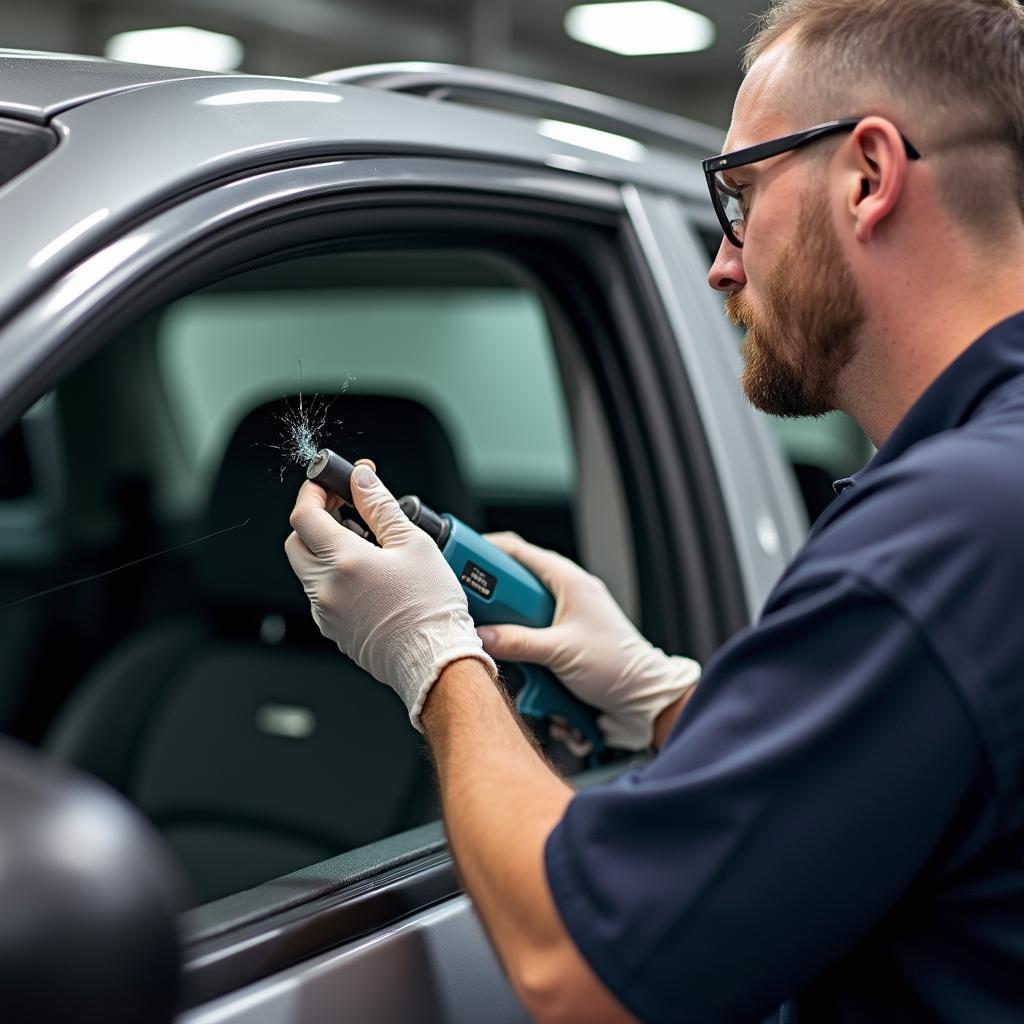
[
  {"left": 319, "top": 459, "right": 374, "bottom": 519},
  {"left": 350, "top": 464, "right": 418, "bottom": 547},
  {"left": 289, "top": 481, "right": 352, "bottom": 558},
  {"left": 477, "top": 623, "right": 554, "bottom": 666},
  {"left": 322, "top": 491, "right": 345, "bottom": 516},
  {"left": 340, "top": 517, "right": 371, "bottom": 540},
  {"left": 483, "top": 531, "right": 578, "bottom": 592},
  {"left": 597, "top": 711, "right": 651, "bottom": 752},
  {"left": 283, "top": 530, "right": 315, "bottom": 578},
  {"left": 343, "top": 460, "right": 377, "bottom": 536},
  {"left": 346, "top": 460, "right": 380, "bottom": 539}
]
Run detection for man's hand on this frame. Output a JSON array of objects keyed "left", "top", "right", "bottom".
[
  {"left": 478, "top": 533, "right": 701, "bottom": 750},
  {"left": 284, "top": 463, "right": 496, "bottom": 729}
]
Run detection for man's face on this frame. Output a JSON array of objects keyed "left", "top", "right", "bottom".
[
  {"left": 708, "top": 32, "right": 867, "bottom": 418},
  {"left": 725, "top": 188, "right": 867, "bottom": 418}
]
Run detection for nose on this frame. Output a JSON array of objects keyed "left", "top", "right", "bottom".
[{"left": 707, "top": 235, "right": 746, "bottom": 293}]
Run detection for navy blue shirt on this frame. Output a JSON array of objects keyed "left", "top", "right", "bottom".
[{"left": 545, "top": 312, "right": 1024, "bottom": 1023}]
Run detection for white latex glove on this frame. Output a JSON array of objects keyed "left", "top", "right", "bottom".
[
  {"left": 284, "top": 464, "right": 497, "bottom": 731},
  {"left": 478, "top": 533, "right": 701, "bottom": 750}
]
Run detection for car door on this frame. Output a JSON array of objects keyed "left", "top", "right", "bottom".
[{"left": 0, "top": 77, "right": 795, "bottom": 1023}]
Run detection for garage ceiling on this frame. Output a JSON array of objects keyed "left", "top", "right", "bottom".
[{"left": 1, "top": 0, "right": 774, "bottom": 127}]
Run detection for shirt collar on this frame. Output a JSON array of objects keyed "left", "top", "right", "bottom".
[{"left": 832, "top": 310, "right": 1024, "bottom": 494}]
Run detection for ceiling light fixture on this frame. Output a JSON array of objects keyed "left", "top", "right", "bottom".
[
  {"left": 105, "top": 26, "right": 244, "bottom": 72},
  {"left": 564, "top": 2, "right": 716, "bottom": 57}
]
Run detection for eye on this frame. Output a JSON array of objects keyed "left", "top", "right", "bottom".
[
  {"left": 719, "top": 175, "right": 753, "bottom": 219},
  {"left": 733, "top": 183, "right": 753, "bottom": 218}
]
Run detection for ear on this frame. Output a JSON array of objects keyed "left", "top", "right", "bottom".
[{"left": 844, "top": 116, "right": 910, "bottom": 243}]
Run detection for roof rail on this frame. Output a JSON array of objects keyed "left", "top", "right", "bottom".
[{"left": 311, "top": 62, "right": 724, "bottom": 154}]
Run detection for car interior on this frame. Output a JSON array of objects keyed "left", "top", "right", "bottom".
[{"left": 0, "top": 249, "right": 601, "bottom": 905}]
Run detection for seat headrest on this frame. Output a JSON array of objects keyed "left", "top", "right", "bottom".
[{"left": 194, "top": 394, "right": 477, "bottom": 614}]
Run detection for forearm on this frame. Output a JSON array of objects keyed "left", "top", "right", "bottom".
[
  {"left": 422, "top": 656, "right": 695, "bottom": 953},
  {"left": 421, "top": 658, "right": 636, "bottom": 1023},
  {"left": 422, "top": 659, "right": 573, "bottom": 967}
]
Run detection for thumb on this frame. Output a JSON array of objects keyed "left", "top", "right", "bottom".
[
  {"left": 478, "top": 623, "right": 553, "bottom": 665},
  {"left": 350, "top": 464, "right": 416, "bottom": 547}
]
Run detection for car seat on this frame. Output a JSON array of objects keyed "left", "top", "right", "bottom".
[{"left": 44, "top": 394, "right": 478, "bottom": 905}]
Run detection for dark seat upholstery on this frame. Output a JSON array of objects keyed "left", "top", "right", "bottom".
[{"left": 44, "top": 395, "right": 475, "bottom": 905}]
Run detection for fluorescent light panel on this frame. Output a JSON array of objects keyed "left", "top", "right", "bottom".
[
  {"left": 565, "top": 2, "right": 716, "bottom": 56},
  {"left": 105, "top": 26, "right": 244, "bottom": 72}
]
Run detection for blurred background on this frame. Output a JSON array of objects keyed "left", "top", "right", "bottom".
[{"left": 0, "top": 0, "right": 774, "bottom": 128}]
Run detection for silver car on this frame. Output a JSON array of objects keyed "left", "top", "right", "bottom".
[{"left": 0, "top": 51, "right": 853, "bottom": 1022}]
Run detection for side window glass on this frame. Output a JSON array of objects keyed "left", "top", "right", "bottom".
[
  {"left": 156, "top": 253, "right": 577, "bottom": 546},
  {"left": 0, "top": 397, "right": 63, "bottom": 731},
  {"left": 0, "top": 249, "right": 624, "bottom": 907},
  {"left": 696, "top": 226, "right": 873, "bottom": 520}
]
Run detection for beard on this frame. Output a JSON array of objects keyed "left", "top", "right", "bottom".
[{"left": 725, "top": 193, "right": 867, "bottom": 418}]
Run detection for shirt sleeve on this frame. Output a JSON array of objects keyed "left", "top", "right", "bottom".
[{"left": 544, "top": 574, "right": 981, "bottom": 1024}]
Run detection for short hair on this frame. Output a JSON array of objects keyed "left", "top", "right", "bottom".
[{"left": 743, "top": 0, "right": 1024, "bottom": 236}]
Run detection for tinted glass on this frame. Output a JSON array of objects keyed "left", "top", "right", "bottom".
[{"left": 0, "top": 249, "right": 627, "bottom": 906}]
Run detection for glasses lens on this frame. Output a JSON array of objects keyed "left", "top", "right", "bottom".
[{"left": 713, "top": 172, "right": 746, "bottom": 246}]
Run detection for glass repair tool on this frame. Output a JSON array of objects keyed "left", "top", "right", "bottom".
[{"left": 306, "top": 448, "right": 605, "bottom": 762}]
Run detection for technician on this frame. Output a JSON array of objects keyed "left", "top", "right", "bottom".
[{"left": 285, "top": 1, "right": 1024, "bottom": 1020}]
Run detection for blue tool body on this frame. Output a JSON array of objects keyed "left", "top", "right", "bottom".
[{"left": 439, "top": 515, "right": 605, "bottom": 757}]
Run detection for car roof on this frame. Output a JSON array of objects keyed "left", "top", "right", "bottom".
[
  {"left": 0, "top": 50, "right": 720, "bottom": 192},
  {"left": 0, "top": 51, "right": 720, "bottom": 325},
  {"left": 0, "top": 49, "right": 229, "bottom": 122}
]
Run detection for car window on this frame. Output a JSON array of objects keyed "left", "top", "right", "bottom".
[
  {"left": 157, "top": 267, "right": 575, "bottom": 517},
  {"left": 0, "top": 247, "right": 626, "bottom": 906}
]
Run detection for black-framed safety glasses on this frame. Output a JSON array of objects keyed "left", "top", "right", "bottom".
[{"left": 702, "top": 117, "right": 922, "bottom": 248}]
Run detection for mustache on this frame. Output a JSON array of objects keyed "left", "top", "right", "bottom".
[{"left": 725, "top": 291, "right": 753, "bottom": 328}]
